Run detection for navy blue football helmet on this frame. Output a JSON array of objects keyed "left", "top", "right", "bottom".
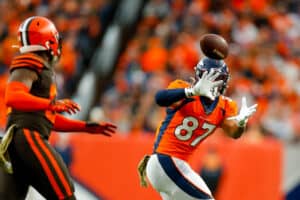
[{"left": 195, "top": 57, "right": 229, "bottom": 94}]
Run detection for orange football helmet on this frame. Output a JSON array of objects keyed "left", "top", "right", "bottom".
[{"left": 18, "top": 16, "right": 61, "bottom": 61}]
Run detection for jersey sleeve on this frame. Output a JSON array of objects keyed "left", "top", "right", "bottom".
[
  {"left": 167, "top": 79, "right": 190, "bottom": 89},
  {"left": 10, "top": 53, "right": 46, "bottom": 74},
  {"left": 224, "top": 97, "right": 238, "bottom": 118}
]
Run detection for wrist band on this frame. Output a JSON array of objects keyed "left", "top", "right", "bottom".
[{"left": 184, "top": 88, "right": 194, "bottom": 97}]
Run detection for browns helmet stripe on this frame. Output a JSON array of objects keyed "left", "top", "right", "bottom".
[{"left": 20, "top": 16, "right": 34, "bottom": 46}]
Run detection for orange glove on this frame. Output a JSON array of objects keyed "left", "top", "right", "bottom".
[
  {"left": 83, "top": 122, "right": 117, "bottom": 136},
  {"left": 49, "top": 99, "right": 81, "bottom": 114}
]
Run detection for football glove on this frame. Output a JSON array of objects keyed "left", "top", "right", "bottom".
[
  {"left": 185, "top": 69, "right": 224, "bottom": 100},
  {"left": 83, "top": 122, "right": 117, "bottom": 136},
  {"left": 49, "top": 99, "right": 81, "bottom": 114},
  {"left": 0, "top": 124, "right": 16, "bottom": 174},
  {"left": 227, "top": 96, "right": 258, "bottom": 127},
  {"left": 137, "top": 155, "right": 150, "bottom": 188}
]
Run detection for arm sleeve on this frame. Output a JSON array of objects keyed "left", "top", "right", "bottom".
[
  {"left": 5, "top": 81, "right": 51, "bottom": 111},
  {"left": 155, "top": 79, "right": 191, "bottom": 107},
  {"left": 53, "top": 114, "right": 86, "bottom": 132},
  {"left": 155, "top": 89, "right": 186, "bottom": 107}
]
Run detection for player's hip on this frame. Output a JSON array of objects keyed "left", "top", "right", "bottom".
[
  {"left": 154, "top": 147, "right": 193, "bottom": 161},
  {"left": 7, "top": 113, "right": 53, "bottom": 138},
  {"left": 146, "top": 153, "right": 213, "bottom": 199}
]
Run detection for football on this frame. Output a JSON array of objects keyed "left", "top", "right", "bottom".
[{"left": 199, "top": 33, "right": 229, "bottom": 60}]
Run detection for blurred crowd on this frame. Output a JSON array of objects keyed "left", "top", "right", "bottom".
[
  {"left": 0, "top": 0, "right": 113, "bottom": 130},
  {"left": 96, "top": 0, "right": 300, "bottom": 143},
  {"left": 1, "top": 0, "right": 300, "bottom": 143}
]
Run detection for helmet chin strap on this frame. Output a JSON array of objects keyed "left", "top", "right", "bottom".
[
  {"left": 19, "top": 45, "right": 47, "bottom": 53},
  {"left": 51, "top": 55, "right": 59, "bottom": 63}
]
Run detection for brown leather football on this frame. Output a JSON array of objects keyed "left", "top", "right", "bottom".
[{"left": 200, "top": 33, "right": 229, "bottom": 59}]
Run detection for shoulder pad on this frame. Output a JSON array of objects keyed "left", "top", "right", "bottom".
[
  {"left": 167, "top": 79, "right": 190, "bottom": 89},
  {"left": 220, "top": 96, "right": 238, "bottom": 117},
  {"left": 221, "top": 95, "right": 233, "bottom": 102},
  {"left": 10, "top": 53, "right": 49, "bottom": 73}
]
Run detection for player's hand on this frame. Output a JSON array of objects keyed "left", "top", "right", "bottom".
[
  {"left": 49, "top": 99, "right": 81, "bottom": 114},
  {"left": 227, "top": 96, "right": 258, "bottom": 127},
  {"left": 84, "top": 122, "right": 117, "bottom": 136},
  {"left": 185, "top": 69, "right": 223, "bottom": 100}
]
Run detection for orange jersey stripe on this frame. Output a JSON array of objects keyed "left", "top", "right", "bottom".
[
  {"left": 33, "top": 131, "right": 73, "bottom": 196},
  {"left": 23, "top": 129, "right": 64, "bottom": 199},
  {"left": 12, "top": 59, "right": 43, "bottom": 68},
  {"left": 10, "top": 63, "right": 43, "bottom": 73},
  {"left": 14, "top": 53, "right": 45, "bottom": 65},
  {"left": 10, "top": 53, "right": 46, "bottom": 72}
]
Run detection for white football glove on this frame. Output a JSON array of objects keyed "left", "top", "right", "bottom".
[
  {"left": 185, "top": 69, "right": 224, "bottom": 100},
  {"left": 227, "top": 96, "right": 258, "bottom": 127}
]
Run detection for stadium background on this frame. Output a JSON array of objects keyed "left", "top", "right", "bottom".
[{"left": 0, "top": 0, "right": 299, "bottom": 199}]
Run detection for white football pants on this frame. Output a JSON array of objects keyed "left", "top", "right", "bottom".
[{"left": 146, "top": 154, "right": 214, "bottom": 200}]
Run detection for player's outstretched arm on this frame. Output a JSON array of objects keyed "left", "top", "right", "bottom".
[
  {"left": 222, "top": 97, "right": 257, "bottom": 138},
  {"left": 53, "top": 114, "right": 117, "bottom": 136}
]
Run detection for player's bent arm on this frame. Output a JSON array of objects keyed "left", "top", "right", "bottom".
[
  {"left": 221, "top": 118, "right": 245, "bottom": 139},
  {"left": 155, "top": 89, "right": 187, "bottom": 107},
  {"left": 5, "top": 68, "right": 81, "bottom": 114},
  {"left": 4, "top": 68, "right": 52, "bottom": 111}
]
